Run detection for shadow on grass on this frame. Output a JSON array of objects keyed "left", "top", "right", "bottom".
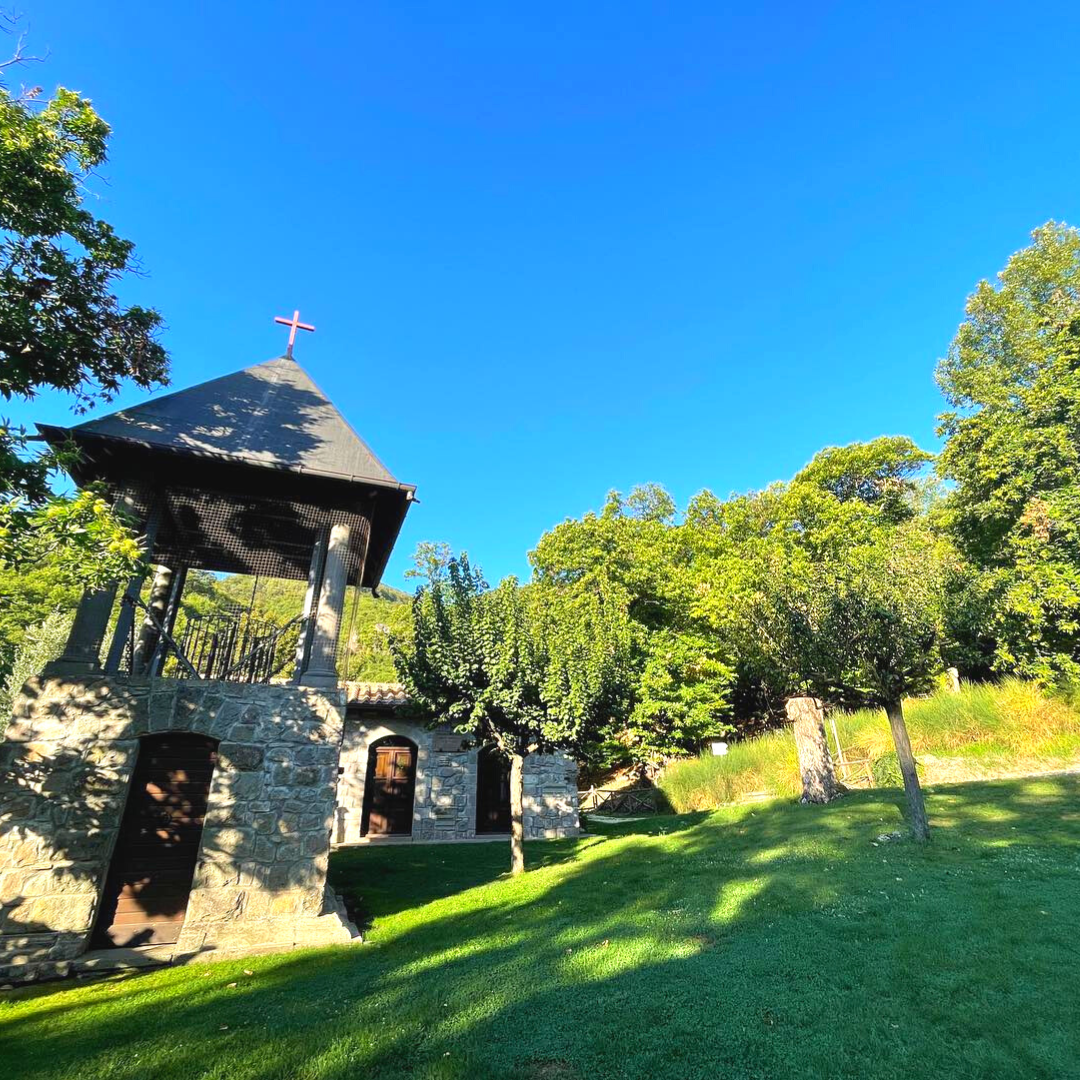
[
  {"left": 4, "top": 777, "right": 1080, "bottom": 1080},
  {"left": 329, "top": 835, "right": 603, "bottom": 922}
]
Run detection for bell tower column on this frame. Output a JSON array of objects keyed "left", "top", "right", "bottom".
[
  {"left": 42, "top": 586, "right": 119, "bottom": 676},
  {"left": 45, "top": 486, "right": 149, "bottom": 678},
  {"left": 299, "top": 522, "right": 351, "bottom": 688}
]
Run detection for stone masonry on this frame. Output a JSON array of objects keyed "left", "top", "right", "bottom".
[
  {"left": 0, "top": 677, "right": 358, "bottom": 983},
  {"left": 336, "top": 709, "right": 580, "bottom": 843}
]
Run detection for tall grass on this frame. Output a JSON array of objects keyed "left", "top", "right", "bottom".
[{"left": 658, "top": 678, "right": 1080, "bottom": 813}]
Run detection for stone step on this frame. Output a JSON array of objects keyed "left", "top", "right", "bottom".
[
  {"left": 73, "top": 945, "right": 176, "bottom": 975},
  {"left": 330, "top": 892, "right": 362, "bottom": 941}
]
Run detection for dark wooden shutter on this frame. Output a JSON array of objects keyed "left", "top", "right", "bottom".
[
  {"left": 366, "top": 745, "right": 416, "bottom": 835},
  {"left": 476, "top": 746, "right": 511, "bottom": 833},
  {"left": 92, "top": 733, "right": 217, "bottom": 948}
]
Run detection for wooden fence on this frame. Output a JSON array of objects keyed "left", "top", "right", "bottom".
[{"left": 578, "top": 787, "right": 661, "bottom": 815}]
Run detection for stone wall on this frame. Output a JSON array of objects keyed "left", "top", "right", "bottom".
[
  {"left": 337, "top": 710, "right": 580, "bottom": 843},
  {"left": 0, "top": 677, "right": 358, "bottom": 983},
  {"left": 522, "top": 753, "right": 581, "bottom": 839}
]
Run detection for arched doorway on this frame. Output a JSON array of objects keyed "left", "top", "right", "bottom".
[
  {"left": 362, "top": 736, "right": 417, "bottom": 836},
  {"left": 476, "top": 744, "right": 511, "bottom": 833},
  {"left": 92, "top": 732, "right": 218, "bottom": 948}
]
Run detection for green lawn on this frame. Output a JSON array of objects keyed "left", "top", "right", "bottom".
[{"left": 4, "top": 777, "right": 1080, "bottom": 1079}]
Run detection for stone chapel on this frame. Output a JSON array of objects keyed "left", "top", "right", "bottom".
[{"left": 0, "top": 351, "right": 578, "bottom": 983}]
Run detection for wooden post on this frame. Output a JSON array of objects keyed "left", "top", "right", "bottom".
[
  {"left": 884, "top": 698, "right": 930, "bottom": 841},
  {"left": 786, "top": 696, "right": 843, "bottom": 804},
  {"left": 509, "top": 751, "right": 525, "bottom": 875}
]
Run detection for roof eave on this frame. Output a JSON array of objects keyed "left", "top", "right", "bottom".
[{"left": 37, "top": 423, "right": 417, "bottom": 495}]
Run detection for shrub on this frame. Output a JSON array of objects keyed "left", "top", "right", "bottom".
[
  {"left": 870, "top": 751, "right": 903, "bottom": 788},
  {"left": 0, "top": 610, "right": 72, "bottom": 719}
]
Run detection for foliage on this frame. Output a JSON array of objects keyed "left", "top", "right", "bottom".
[
  {"left": 531, "top": 487, "right": 690, "bottom": 631},
  {"left": 622, "top": 629, "right": 734, "bottom": 764},
  {"left": 658, "top": 678, "right": 1080, "bottom": 812},
  {"left": 0, "top": 36, "right": 167, "bottom": 584},
  {"left": 0, "top": 485, "right": 145, "bottom": 590},
  {"left": 392, "top": 554, "right": 630, "bottom": 758},
  {"left": 771, "top": 523, "right": 951, "bottom": 709},
  {"left": 0, "top": 560, "right": 78, "bottom": 674},
  {"left": 529, "top": 443, "right": 947, "bottom": 772},
  {"left": 403, "top": 540, "right": 453, "bottom": 586},
  {"left": 869, "top": 750, "right": 905, "bottom": 788},
  {"left": 339, "top": 590, "right": 413, "bottom": 682},
  {"left": 392, "top": 552, "right": 631, "bottom": 870},
  {"left": 0, "top": 608, "right": 71, "bottom": 717},
  {"left": 937, "top": 221, "right": 1080, "bottom": 684},
  {"left": 0, "top": 82, "right": 167, "bottom": 408},
  {"left": 5, "top": 777, "right": 1080, "bottom": 1079},
  {"left": 174, "top": 571, "right": 412, "bottom": 682},
  {"left": 687, "top": 439, "right": 942, "bottom": 714},
  {"left": 531, "top": 486, "right": 730, "bottom": 768},
  {"left": 792, "top": 436, "right": 932, "bottom": 523}
]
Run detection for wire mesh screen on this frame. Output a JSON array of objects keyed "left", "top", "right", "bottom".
[{"left": 153, "top": 486, "right": 373, "bottom": 583}]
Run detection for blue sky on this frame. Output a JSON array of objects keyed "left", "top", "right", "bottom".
[{"left": 9, "top": 2, "right": 1080, "bottom": 588}]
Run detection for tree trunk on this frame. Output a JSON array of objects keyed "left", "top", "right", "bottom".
[
  {"left": 786, "top": 696, "right": 843, "bottom": 803},
  {"left": 884, "top": 698, "right": 930, "bottom": 841},
  {"left": 509, "top": 751, "right": 525, "bottom": 875}
]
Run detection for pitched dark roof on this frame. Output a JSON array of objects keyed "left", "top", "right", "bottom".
[{"left": 59, "top": 355, "right": 404, "bottom": 488}]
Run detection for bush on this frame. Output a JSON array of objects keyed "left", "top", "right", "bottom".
[
  {"left": 658, "top": 678, "right": 1080, "bottom": 813},
  {"left": 870, "top": 751, "right": 903, "bottom": 788},
  {"left": 0, "top": 610, "right": 72, "bottom": 718}
]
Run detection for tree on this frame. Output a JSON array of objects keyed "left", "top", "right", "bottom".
[
  {"left": 0, "top": 26, "right": 167, "bottom": 585},
  {"left": 623, "top": 629, "right": 734, "bottom": 773},
  {"left": 937, "top": 221, "right": 1080, "bottom": 684},
  {"left": 531, "top": 485, "right": 731, "bottom": 769},
  {"left": 793, "top": 437, "right": 932, "bottom": 524},
  {"left": 391, "top": 554, "right": 630, "bottom": 874},
  {"left": 0, "top": 560, "right": 77, "bottom": 679},
  {"left": 0, "top": 484, "right": 145, "bottom": 589},
  {"left": 403, "top": 541, "right": 453, "bottom": 587},
  {"left": 688, "top": 438, "right": 934, "bottom": 721},
  {"left": 750, "top": 525, "right": 948, "bottom": 839},
  {"left": 684, "top": 439, "right": 949, "bottom": 837},
  {"left": 624, "top": 482, "right": 677, "bottom": 523}
]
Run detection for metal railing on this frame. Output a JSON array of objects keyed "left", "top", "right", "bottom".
[{"left": 120, "top": 595, "right": 303, "bottom": 684}]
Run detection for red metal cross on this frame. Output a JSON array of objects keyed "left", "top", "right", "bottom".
[{"left": 274, "top": 309, "right": 315, "bottom": 357}]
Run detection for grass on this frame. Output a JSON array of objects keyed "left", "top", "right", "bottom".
[
  {"left": 4, "top": 775, "right": 1080, "bottom": 1079},
  {"left": 659, "top": 678, "right": 1080, "bottom": 812}
]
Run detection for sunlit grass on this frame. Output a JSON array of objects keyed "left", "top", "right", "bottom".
[
  {"left": 3, "top": 776, "right": 1079, "bottom": 1079},
  {"left": 659, "top": 678, "right": 1080, "bottom": 812}
]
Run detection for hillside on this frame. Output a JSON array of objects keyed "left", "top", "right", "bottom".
[{"left": 181, "top": 572, "right": 414, "bottom": 682}]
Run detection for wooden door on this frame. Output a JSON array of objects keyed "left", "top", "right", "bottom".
[
  {"left": 365, "top": 744, "right": 416, "bottom": 835},
  {"left": 92, "top": 733, "right": 217, "bottom": 948},
  {"left": 476, "top": 745, "right": 511, "bottom": 833}
]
